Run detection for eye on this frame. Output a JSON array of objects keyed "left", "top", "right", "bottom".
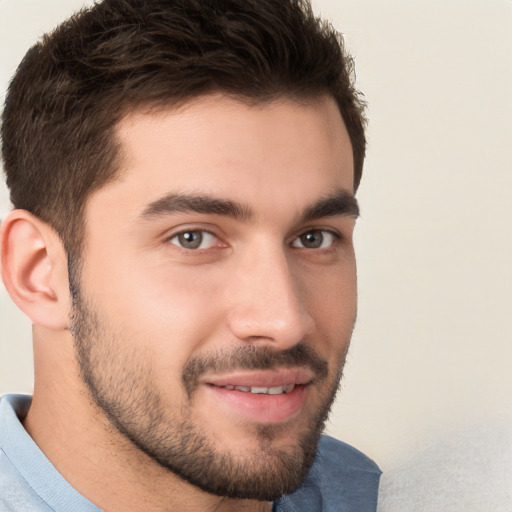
[
  {"left": 169, "top": 230, "right": 218, "bottom": 250},
  {"left": 291, "top": 229, "right": 338, "bottom": 249}
]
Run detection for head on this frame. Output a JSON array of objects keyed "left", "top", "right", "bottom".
[
  {"left": 1, "top": 0, "right": 365, "bottom": 504},
  {"left": 1, "top": 0, "right": 365, "bottom": 261}
]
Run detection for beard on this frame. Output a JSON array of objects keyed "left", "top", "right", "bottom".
[{"left": 69, "top": 281, "right": 348, "bottom": 501}]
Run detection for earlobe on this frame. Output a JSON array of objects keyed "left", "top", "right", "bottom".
[{"left": 0, "top": 210, "right": 70, "bottom": 330}]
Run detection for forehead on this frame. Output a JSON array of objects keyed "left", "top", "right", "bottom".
[{"left": 88, "top": 94, "right": 354, "bottom": 222}]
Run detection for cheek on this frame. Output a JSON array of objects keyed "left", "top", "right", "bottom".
[
  {"left": 300, "top": 262, "right": 357, "bottom": 351},
  {"left": 81, "top": 254, "right": 230, "bottom": 380},
  {"left": 320, "top": 274, "right": 357, "bottom": 326},
  {"left": 301, "top": 253, "right": 356, "bottom": 308}
]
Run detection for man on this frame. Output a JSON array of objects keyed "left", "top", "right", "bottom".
[{"left": 0, "top": 0, "right": 381, "bottom": 510}]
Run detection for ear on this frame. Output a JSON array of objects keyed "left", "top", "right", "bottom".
[{"left": 1, "top": 210, "right": 71, "bottom": 330}]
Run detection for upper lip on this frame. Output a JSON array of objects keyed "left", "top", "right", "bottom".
[{"left": 203, "top": 368, "right": 315, "bottom": 388}]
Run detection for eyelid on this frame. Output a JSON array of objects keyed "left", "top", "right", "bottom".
[
  {"left": 171, "top": 230, "right": 214, "bottom": 250},
  {"left": 164, "top": 225, "right": 227, "bottom": 250},
  {"left": 290, "top": 228, "right": 342, "bottom": 249}
]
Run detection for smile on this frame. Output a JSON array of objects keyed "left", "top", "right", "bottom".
[
  {"left": 203, "top": 371, "right": 312, "bottom": 424},
  {"left": 215, "top": 384, "right": 296, "bottom": 394}
]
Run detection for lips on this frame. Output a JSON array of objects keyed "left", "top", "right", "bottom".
[
  {"left": 202, "top": 369, "right": 313, "bottom": 423},
  {"left": 204, "top": 368, "right": 314, "bottom": 388}
]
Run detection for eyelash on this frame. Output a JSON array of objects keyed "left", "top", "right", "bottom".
[
  {"left": 168, "top": 230, "right": 222, "bottom": 251},
  {"left": 290, "top": 229, "right": 341, "bottom": 249},
  {"left": 167, "top": 228, "right": 342, "bottom": 251}
]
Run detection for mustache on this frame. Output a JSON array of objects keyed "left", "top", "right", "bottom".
[{"left": 182, "top": 343, "right": 329, "bottom": 398}]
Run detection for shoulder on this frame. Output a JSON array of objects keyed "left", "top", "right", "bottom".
[
  {"left": 275, "top": 435, "right": 381, "bottom": 512},
  {"left": 316, "top": 434, "right": 381, "bottom": 475},
  {"left": 0, "top": 394, "right": 53, "bottom": 511},
  {"left": 0, "top": 394, "right": 31, "bottom": 417},
  {"left": 0, "top": 394, "right": 32, "bottom": 447}
]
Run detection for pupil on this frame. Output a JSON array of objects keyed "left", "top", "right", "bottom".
[
  {"left": 301, "top": 231, "right": 323, "bottom": 248},
  {"left": 179, "top": 231, "right": 202, "bottom": 249}
]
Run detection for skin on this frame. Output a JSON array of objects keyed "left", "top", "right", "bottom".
[{"left": 1, "top": 94, "right": 357, "bottom": 511}]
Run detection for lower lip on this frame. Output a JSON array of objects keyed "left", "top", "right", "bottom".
[{"left": 205, "top": 384, "right": 309, "bottom": 424}]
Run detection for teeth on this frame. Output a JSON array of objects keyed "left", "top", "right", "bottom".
[
  {"left": 284, "top": 383, "right": 295, "bottom": 393},
  {"left": 223, "top": 384, "right": 296, "bottom": 395},
  {"left": 250, "top": 386, "right": 269, "bottom": 394}
]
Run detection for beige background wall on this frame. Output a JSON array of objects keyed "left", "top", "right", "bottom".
[{"left": 1, "top": 1, "right": 511, "bottom": 510}]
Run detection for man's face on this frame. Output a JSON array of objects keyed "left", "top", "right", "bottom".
[{"left": 71, "top": 95, "right": 358, "bottom": 500}]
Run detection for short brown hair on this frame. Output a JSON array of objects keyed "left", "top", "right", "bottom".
[{"left": 1, "top": 0, "right": 366, "bottom": 258}]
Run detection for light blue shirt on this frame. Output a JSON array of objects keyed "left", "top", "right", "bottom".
[{"left": 0, "top": 394, "right": 380, "bottom": 511}]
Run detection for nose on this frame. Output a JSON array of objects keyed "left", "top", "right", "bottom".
[{"left": 226, "top": 243, "right": 314, "bottom": 348}]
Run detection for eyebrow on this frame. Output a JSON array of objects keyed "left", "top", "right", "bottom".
[
  {"left": 139, "top": 190, "right": 359, "bottom": 222},
  {"left": 140, "top": 193, "right": 253, "bottom": 221},
  {"left": 301, "top": 191, "right": 359, "bottom": 221}
]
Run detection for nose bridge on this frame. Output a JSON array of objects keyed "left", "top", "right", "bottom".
[{"left": 227, "top": 240, "right": 314, "bottom": 346}]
